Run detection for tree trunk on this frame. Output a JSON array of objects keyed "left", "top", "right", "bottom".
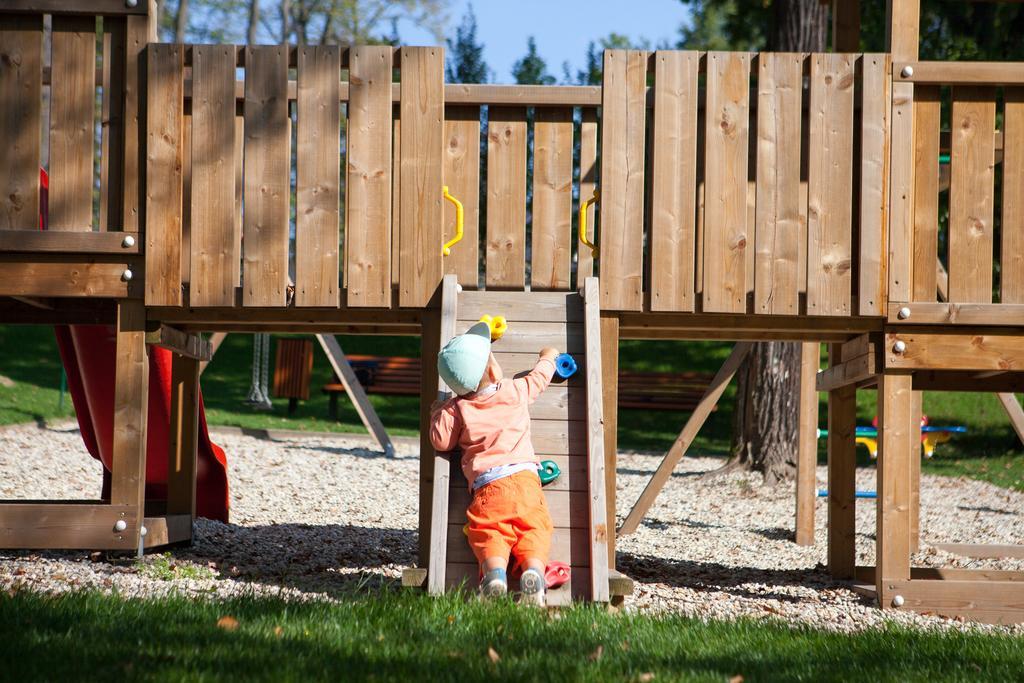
[
  {"left": 247, "top": 0, "right": 260, "bottom": 45},
  {"left": 173, "top": 0, "right": 188, "bottom": 43},
  {"left": 729, "top": 0, "right": 827, "bottom": 485}
]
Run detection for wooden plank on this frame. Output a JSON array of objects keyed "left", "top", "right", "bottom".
[
  {"left": 531, "top": 107, "right": 574, "bottom": 291},
  {"left": 99, "top": 18, "right": 126, "bottom": 234},
  {"left": 649, "top": 51, "right": 698, "bottom": 312},
  {"left": 815, "top": 350, "right": 878, "bottom": 392},
  {"left": 122, "top": 13, "right": 154, "bottom": 235},
  {"left": 0, "top": 257, "right": 138, "bottom": 298},
  {"left": 417, "top": 309, "right": 440, "bottom": 567},
  {"left": 429, "top": 275, "right": 459, "bottom": 595},
  {"left": 316, "top": 334, "right": 394, "bottom": 456},
  {"left": 753, "top": 53, "right": 802, "bottom": 315},
  {"left": 888, "top": 80, "right": 915, "bottom": 303},
  {"left": 827, "top": 342, "right": 857, "bottom": 579},
  {"left": 795, "top": 342, "right": 819, "bottom": 546},
  {"left": 485, "top": 106, "right": 527, "bottom": 289},
  {"left": 1002, "top": 88, "right": 1024, "bottom": 304},
  {"left": 859, "top": 54, "right": 891, "bottom": 316},
  {"left": 445, "top": 83, "right": 602, "bottom": 106},
  {"left": 233, "top": 115, "right": 243, "bottom": 287},
  {"left": 189, "top": 44, "right": 237, "bottom": 307},
  {"left": 599, "top": 50, "right": 647, "bottom": 311},
  {"left": 876, "top": 371, "right": 913, "bottom": 596},
  {"left": 243, "top": 45, "right": 290, "bottom": 307},
  {"left": 345, "top": 45, "right": 390, "bottom": 308},
  {"left": 199, "top": 332, "right": 227, "bottom": 375},
  {"left": 143, "top": 44, "right": 184, "bottom": 306},
  {"left": 391, "top": 110, "right": 401, "bottom": 288},
  {"left": 879, "top": 579, "right": 1024, "bottom": 624},
  {"left": 48, "top": 16, "right": 95, "bottom": 231},
  {"left": 885, "top": 332, "right": 1024, "bottom": 371},
  {"left": 180, "top": 104, "right": 192, "bottom": 286},
  {"left": 600, "top": 314, "right": 618, "bottom": 568},
  {"left": 948, "top": 86, "right": 996, "bottom": 303},
  {"left": 442, "top": 106, "right": 480, "bottom": 288},
  {"left": 832, "top": 0, "right": 860, "bottom": 52},
  {"left": 457, "top": 290, "right": 583, "bottom": 323},
  {"left": 486, "top": 321, "right": 585, "bottom": 355},
  {"left": 110, "top": 300, "right": 149, "bottom": 549},
  {"left": 911, "top": 85, "right": 940, "bottom": 303},
  {"left": 583, "top": 278, "right": 609, "bottom": 600},
  {"left": 932, "top": 543, "right": 1024, "bottom": 560},
  {"left": 2, "top": 1, "right": 149, "bottom": 15},
  {"left": 806, "top": 53, "right": 855, "bottom": 316},
  {"left": 142, "top": 514, "right": 192, "bottom": 548},
  {"left": 399, "top": 47, "right": 444, "bottom": 308},
  {"left": 618, "top": 342, "right": 752, "bottom": 536},
  {"left": 895, "top": 61, "right": 1024, "bottom": 85},
  {"left": 998, "top": 393, "right": 1024, "bottom": 447},
  {"left": 702, "top": 52, "right": 751, "bottom": 313},
  {"left": 145, "top": 325, "right": 213, "bottom": 361},
  {"left": 0, "top": 14, "right": 42, "bottom": 230},
  {"left": 577, "top": 108, "right": 598, "bottom": 283},
  {"left": 886, "top": 0, "right": 920, "bottom": 61},
  {"left": 0, "top": 504, "right": 140, "bottom": 550},
  {"left": 887, "top": 301, "right": 1024, "bottom": 325},
  {"left": 909, "top": 390, "right": 922, "bottom": 553},
  {"left": 167, "top": 354, "right": 199, "bottom": 517},
  {"left": 0, "top": 230, "right": 138, "bottom": 253}
]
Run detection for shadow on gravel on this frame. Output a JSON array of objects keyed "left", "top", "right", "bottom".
[{"left": 282, "top": 443, "right": 418, "bottom": 461}]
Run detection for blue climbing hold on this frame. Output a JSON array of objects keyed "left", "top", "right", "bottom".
[{"left": 554, "top": 353, "right": 577, "bottom": 379}]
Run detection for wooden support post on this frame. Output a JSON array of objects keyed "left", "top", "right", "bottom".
[
  {"left": 110, "top": 300, "right": 149, "bottom": 545},
  {"left": 600, "top": 314, "right": 619, "bottom": 566},
  {"left": 418, "top": 309, "right": 441, "bottom": 567},
  {"left": 145, "top": 325, "right": 212, "bottom": 360},
  {"left": 998, "top": 393, "right": 1024, "bottom": 447},
  {"left": 618, "top": 343, "right": 753, "bottom": 537},
  {"left": 795, "top": 342, "right": 820, "bottom": 546},
  {"left": 167, "top": 353, "right": 199, "bottom": 522},
  {"left": 583, "top": 278, "right": 610, "bottom": 601},
  {"left": 910, "top": 390, "right": 923, "bottom": 553},
  {"left": 827, "top": 342, "right": 857, "bottom": 579},
  {"left": 316, "top": 334, "right": 395, "bottom": 457},
  {"left": 199, "top": 332, "right": 227, "bottom": 376},
  {"left": 877, "top": 371, "right": 914, "bottom": 603}
]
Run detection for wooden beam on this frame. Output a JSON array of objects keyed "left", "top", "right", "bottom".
[
  {"left": 997, "top": 393, "right": 1024, "bottom": 447},
  {"left": 199, "top": 332, "right": 228, "bottom": 376},
  {"left": 316, "top": 334, "right": 395, "bottom": 457},
  {"left": 876, "top": 371, "right": 914, "bottom": 598},
  {"left": 0, "top": 231, "right": 139, "bottom": 254},
  {"left": 795, "top": 342, "right": 820, "bottom": 546},
  {"left": 815, "top": 348, "right": 879, "bottom": 392},
  {"left": 0, "top": 503, "right": 140, "bottom": 550},
  {"left": 141, "top": 514, "right": 193, "bottom": 548},
  {"left": 617, "top": 343, "right": 753, "bottom": 536},
  {"left": 933, "top": 543, "right": 1024, "bottom": 560},
  {"left": 895, "top": 61, "right": 1024, "bottom": 86},
  {"left": 886, "top": 332, "right": 1024, "bottom": 371},
  {"left": 878, "top": 579, "right": 1024, "bottom": 623},
  {"left": 911, "top": 371, "right": 1024, "bottom": 393},
  {"left": 855, "top": 565, "right": 1024, "bottom": 583},
  {"left": 145, "top": 325, "right": 213, "bottom": 361},
  {"left": 1, "top": 1, "right": 148, "bottom": 14},
  {"left": 600, "top": 313, "right": 620, "bottom": 566},
  {"left": 888, "top": 302, "right": 1024, "bottom": 325},
  {"left": 583, "top": 277, "right": 610, "bottom": 602},
  {"left": 0, "top": 257, "right": 139, "bottom": 299}
]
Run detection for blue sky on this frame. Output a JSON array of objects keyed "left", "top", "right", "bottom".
[{"left": 398, "top": 0, "right": 692, "bottom": 84}]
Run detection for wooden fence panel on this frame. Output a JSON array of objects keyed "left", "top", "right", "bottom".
[
  {"left": 144, "top": 44, "right": 183, "bottom": 306},
  {"left": 1003, "top": 89, "right": 1024, "bottom": 304},
  {"left": 345, "top": 45, "right": 390, "bottom": 308},
  {"left": 599, "top": 49, "right": 647, "bottom": 310},
  {"left": 0, "top": 14, "right": 42, "bottom": 230},
  {"left": 702, "top": 52, "right": 750, "bottom": 313},
  {"left": 531, "top": 106, "right": 574, "bottom": 291},
  {"left": 399, "top": 47, "right": 444, "bottom": 308},
  {"left": 649, "top": 51, "right": 698, "bottom": 312},
  {"left": 948, "top": 86, "right": 996, "bottom": 303},
  {"left": 753, "top": 52, "right": 802, "bottom": 315},
  {"left": 189, "top": 45, "right": 236, "bottom": 307},
  {"left": 49, "top": 16, "right": 95, "bottom": 231},
  {"left": 911, "top": 84, "right": 940, "bottom": 302},
  {"left": 859, "top": 54, "right": 890, "bottom": 316},
  {"left": 443, "top": 105, "right": 480, "bottom": 289},
  {"left": 806, "top": 53, "right": 855, "bottom": 316},
  {"left": 242, "top": 45, "right": 290, "bottom": 307},
  {"left": 486, "top": 106, "right": 527, "bottom": 289},
  {"left": 577, "top": 108, "right": 599, "bottom": 283}
]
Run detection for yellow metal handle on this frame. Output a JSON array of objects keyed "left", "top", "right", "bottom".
[
  {"left": 579, "top": 188, "right": 600, "bottom": 259},
  {"left": 442, "top": 186, "right": 464, "bottom": 256}
]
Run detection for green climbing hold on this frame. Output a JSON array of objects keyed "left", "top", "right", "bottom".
[{"left": 538, "top": 460, "right": 561, "bottom": 485}]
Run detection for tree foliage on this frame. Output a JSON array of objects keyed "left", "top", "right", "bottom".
[
  {"left": 512, "top": 37, "right": 555, "bottom": 85},
  {"left": 445, "top": 5, "right": 489, "bottom": 84}
]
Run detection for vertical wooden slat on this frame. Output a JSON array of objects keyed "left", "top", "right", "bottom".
[
  {"left": 531, "top": 107, "right": 574, "bottom": 291},
  {"left": 859, "top": 54, "right": 891, "bottom": 316},
  {"left": 0, "top": 14, "right": 42, "bottom": 230},
  {"left": 399, "top": 47, "right": 444, "bottom": 308},
  {"left": 599, "top": 50, "right": 647, "bottom": 310},
  {"left": 649, "top": 50, "right": 698, "bottom": 312},
  {"left": 583, "top": 277, "right": 609, "bottom": 601},
  {"left": 1004, "top": 89, "right": 1024, "bottom": 304},
  {"left": 243, "top": 45, "right": 290, "bottom": 307},
  {"left": 110, "top": 300, "right": 149, "bottom": 536},
  {"left": 577, "top": 107, "right": 598, "bottom": 283},
  {"left": 600, "top": 313, "right": 619, "bottom": 569},
  {"left": 485, "top": 106, "right": 527, "bottom": 289},
  {"left": 753, "top": 52, "right": 803, "bottom": 315},
  {"left": 296, "top": 46, "right": 341, "bottom": 307},
  {"left": 49, "top": 16, "right": 95, "bottom": 231},
  {"left": 190, "top": 44, "right": 236, "bottom": 307},
  {"left": 181, "top": 108, "right": 192, "bottom": 284},
  {"left": 99, "top": 18, "right": 126, "bottom": 233},
  {"left": 948, "top": 86, "right": 996, "bottom": 304},
  {"left": 876, "top": 371, "right": 913, "bottom": 596},
  {"left": 442, "top": 105, "right": 480, "bottom": 288},
  {"left": 795, "top": 341, "right": 819, "bottom": 546},
  {"left": 144, "top": 44, "right": 183, "bottom": 306},
  {"left": 702, "top": 52, "right": 750, "bottom": 313},
  {"left": 888, "top": 80, "right": 914, "bottom": 304},
  {"left": 233, "top": 114, "right": 243, "bottom": 288},
  {"left": 911, "top": 85, "right": 940, "bottom": 302},
  {"left": 806, "top": 53, "right": 855, "bottom": 316},
  {"left": 345, "top": 45, "right": 391, "bottom": 307},
  {"left": 122, "top": 13, "right": 151, "bottom": 234}
]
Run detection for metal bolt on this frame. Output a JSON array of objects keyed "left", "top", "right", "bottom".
[
  {"left": 901, "top": 65, "right": 914, "bottom": 78},
  {"left": 897, "top": 306, "right": 911, "bottom": 320},
  {"left": 892, "top": 594, "right": 905, "bottom": 607},
  {"left": 121, "top": 268, "right": 133, "bottom": 282},
  {"left": 114, "top": 520, "right": 127, "bottom": 532},
  {"left": 121, "top": 234, "right": 136, "bottom": 248},
  {"left": 126, "top": 0, "right": 138, "bottom": 7},
  {"left": 456, "top": 284, "right": 463, "bottom": 293},
  {"left": 893, "top": 340, "right": 907, "bottom": 355},
  {"left": 140, "top": 525, "right": 148, "bottom": 537}
]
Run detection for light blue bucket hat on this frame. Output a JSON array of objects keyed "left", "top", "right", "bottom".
[{"left": 437, "top": 321, "right": 492, "bottom": 396}]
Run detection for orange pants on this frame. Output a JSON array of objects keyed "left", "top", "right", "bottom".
[{"left": 466, "top": 470, "right": 553, "bottom": 569}]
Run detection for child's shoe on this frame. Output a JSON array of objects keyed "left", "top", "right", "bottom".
[
  {"left": 519, "top": 568, "right": 546, "bottom": 607},
  {"left": 480, "top": 568, "right": 507, "bottom": 599}
]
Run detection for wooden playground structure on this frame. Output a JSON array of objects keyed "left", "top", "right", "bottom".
[{"left": 3, "top": 0, "right": 1024, "bottom": 620}]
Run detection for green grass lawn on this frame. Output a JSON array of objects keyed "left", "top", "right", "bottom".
[
  {"left": 2, "top": 588, "right": 1022, "bottom": 682},
  {"left": 2, "top": 324, "right": 1022, "bottom": 491}
]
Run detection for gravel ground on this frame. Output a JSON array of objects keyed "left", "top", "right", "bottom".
[{"left": 2, "top": 421, "right": 1023, "bottom": 634}]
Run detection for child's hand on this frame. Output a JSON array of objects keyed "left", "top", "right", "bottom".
[{"left": 539, "top": 347, "right": 559, "bottom": 361}]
